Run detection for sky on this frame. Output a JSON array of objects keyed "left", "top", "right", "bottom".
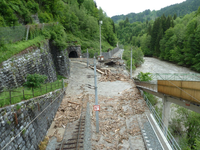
[{"left": 95, "top": 0, "right": 186, "bottom": 17}]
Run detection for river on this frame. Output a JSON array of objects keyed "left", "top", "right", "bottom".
[{"left": 132, "top": 57, "right": 200, "bottom": 77}]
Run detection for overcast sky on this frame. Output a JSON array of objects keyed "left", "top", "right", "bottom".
[{"left": 95, "top": 0, "right": 186, "bottom": 17}]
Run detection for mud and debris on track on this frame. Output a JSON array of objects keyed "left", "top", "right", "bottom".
[{"left": 45, "top": 58, "right": 150, "bottom": 150}]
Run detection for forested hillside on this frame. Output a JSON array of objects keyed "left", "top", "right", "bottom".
[
  {"left": 116, "top": 7, "right": 200, "bottom": 72},
  {"left": 0, "top": 0, "right": 117, "bottom": 57},
  {"left": 112, "top": 0, "right": 200, "bottom": 23}
]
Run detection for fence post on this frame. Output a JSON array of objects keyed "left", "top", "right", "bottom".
[
  {"left": 26, "top": 25, "right": 30, "bottom": 41},
  {"left": 62, "top": 79, "right": 64, "bottom": 90},
  {"left": 32, "top": 87, "right": 34, "bottom": 97},
  {"left": 23, "top": 89, "right": 25, "bottom": 100},
  {"left": 42, "top": 23, "right": 45, "bottom": 30},
  {"left": 9, "top": 90, "right": 11, "bottom": 104},
  {"left": 87, "top": 48, "right": 89, "bottom": 68}
]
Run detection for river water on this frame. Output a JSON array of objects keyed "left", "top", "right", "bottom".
[{"left": 133, "top": 57, "right": 200, "bottom": 77}]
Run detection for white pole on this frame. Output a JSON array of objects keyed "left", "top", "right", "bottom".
[
  {"left": 130, "top": 48, "right": 132, "bottom": 79},
  {"left": 100, "top": 23, "right": 101, "bottom": 56}
]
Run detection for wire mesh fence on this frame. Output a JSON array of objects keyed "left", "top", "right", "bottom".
[
  {"left": 0, "top": 22, "right": 58, "bottom": 44},
  {"left": 141, "top": 90, "right": 181, "bottom": 150},
  {"left": 0, "top": 80, "right": 63, "bottom": 108},
  {"left": 0, "top": 26, "right": 26, "bottom": 44}
]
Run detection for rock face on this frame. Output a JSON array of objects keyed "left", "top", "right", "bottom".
[{"left": 0, "top": 40, "right": 70, "bottom": 92}]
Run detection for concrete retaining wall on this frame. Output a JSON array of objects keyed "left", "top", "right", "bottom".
[{"left": 0, "top": 89, "right": 65, "bottom": 150}]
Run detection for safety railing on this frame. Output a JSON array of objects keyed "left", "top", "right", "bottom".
[
  {"left": 0, "top": 80, "right": 64, "bottom": 108},
  {"left": 151, "top": 73, "right": 200, "bottom": 81},
  {"left": 141, "top": 90, "right": 181, "bottom": 150},
  {"left": 135, "top": 80, "right": 158, "bottom": 92}
]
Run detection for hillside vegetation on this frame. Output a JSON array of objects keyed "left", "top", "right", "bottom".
[
  {"left": 0, "top": 0, "right": 117, "bottom": 60},
  {"left": 112, "top": 0, "right": 200, "bottom": 23},
  {"left": 116, "top": 7, "right": 200, "bottom": 72}
]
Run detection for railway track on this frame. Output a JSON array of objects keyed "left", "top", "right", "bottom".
[{"left": 56, "top": 98, "right": 87, "bottom": 150}]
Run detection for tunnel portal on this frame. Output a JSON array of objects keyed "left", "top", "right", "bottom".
[{"left": 69, "top": 51, "right": 78, "bottom": 58}]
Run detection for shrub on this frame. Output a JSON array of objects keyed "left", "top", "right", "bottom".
[
  {"left": 137, "top": 72, "right": 152, "bottom": 81},
  {"left": 24, "top": 73, "right": 47, "bottom": 89},
  {"left": 38, "top": 12, "right": 52, "bottom": 23},
  {"left": 26, "top": 1, "right": 39, "bottom": 14}
]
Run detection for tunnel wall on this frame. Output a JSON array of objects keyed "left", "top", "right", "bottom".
[
  {"left": 67, "top": 46, "right": 81, "bottom": 58},
  {"left": 50, "top": 41, "right": 70, "bottom": 78},
  {"left": 0, "top": 89, "right": 65, "bottom": 150}
]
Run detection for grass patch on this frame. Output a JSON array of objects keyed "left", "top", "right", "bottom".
[
  {"left": 0, "top": 36, "right": 46, "bottom": 64},
  {"left": 57, "top": 74, "right": 67, "bottom": 80},
  {"left": 0, "top": 80, "right": 64, "bottom": 108},
  {"left": 144, "top": 91, "right": 158, "bottom": 106}
]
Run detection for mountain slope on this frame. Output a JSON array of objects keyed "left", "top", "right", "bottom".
[{"left": 112, "top": 0, "right": 200, "bottom": 23}]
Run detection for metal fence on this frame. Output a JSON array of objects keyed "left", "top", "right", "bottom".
[
  {"left": 0, "top": 23, "right": 58, "bottom": 44},
  {"left": 0, "top": 80, "right": 63, "bottom": 108},
  {"left": 141, "top": 90, "right": 181, "bottom": 150},
  {"left": 152, "top": 73, "right": 200, "bottom": 81}
]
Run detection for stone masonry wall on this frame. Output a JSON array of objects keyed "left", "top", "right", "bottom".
[
  {"left": 50, "top": 42, "right": 70, "bottom": 78},
  {"left": 0, "top": 41, "right": 57, "bottom": 92},
  {"left": 0, "top": 89, "right": 65, "bottom": 150}
]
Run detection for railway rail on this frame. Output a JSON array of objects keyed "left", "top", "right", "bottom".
[{"left": 56, "top": 98, "right": 87, "bottom": 150}]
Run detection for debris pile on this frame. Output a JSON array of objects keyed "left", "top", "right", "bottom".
[
  {"left": 104, "top": 58, "right": 125, "bottom": 67},
  {"left": 90, "top": 88, "right": 147, "bottom": 149},
  {"left": 48, "top": 94, "right": 85, "bottom": 141},
  {"left": 54, "top": 100, "right": 81, "bottom": 128},
  {"left": 99, "top": 70, "right": 129, "bottom": 82}
]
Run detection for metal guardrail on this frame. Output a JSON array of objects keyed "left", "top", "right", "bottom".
[
  {"left": 135, "top": 80, "right": 158, "bottom": 92},
  {"left": 141, "top": 90, "right": 181, "bottom": 150},
  {"left": 152, "top": 73, "right": 200, "bottom": 81}
]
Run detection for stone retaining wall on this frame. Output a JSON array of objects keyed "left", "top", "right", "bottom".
[
  {"left": 0, "top": 89, "right": 65, "bottom": 150},
  {"left": 0, "top": 40, "right": 70, "bottom": 92},
  {"left": 0, "top": 41, "right": 57, "bottom": 92}
]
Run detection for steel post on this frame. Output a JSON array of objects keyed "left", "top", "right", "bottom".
[
  {"left": 130, "top": 48, "right": 132, "bottom": 79},
  {"left": 94, "top": 56, "right": 99, "bottom": 133},
  {"left": 100, "top": 24, "right": 101, "bottom": 56},
  {"left": 87, "top": 48, "right": 89, "bottom": 68}
]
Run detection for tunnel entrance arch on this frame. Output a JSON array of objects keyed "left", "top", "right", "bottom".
[{"left": 69, "top": 51, "right": 78, "bottom": 58}]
